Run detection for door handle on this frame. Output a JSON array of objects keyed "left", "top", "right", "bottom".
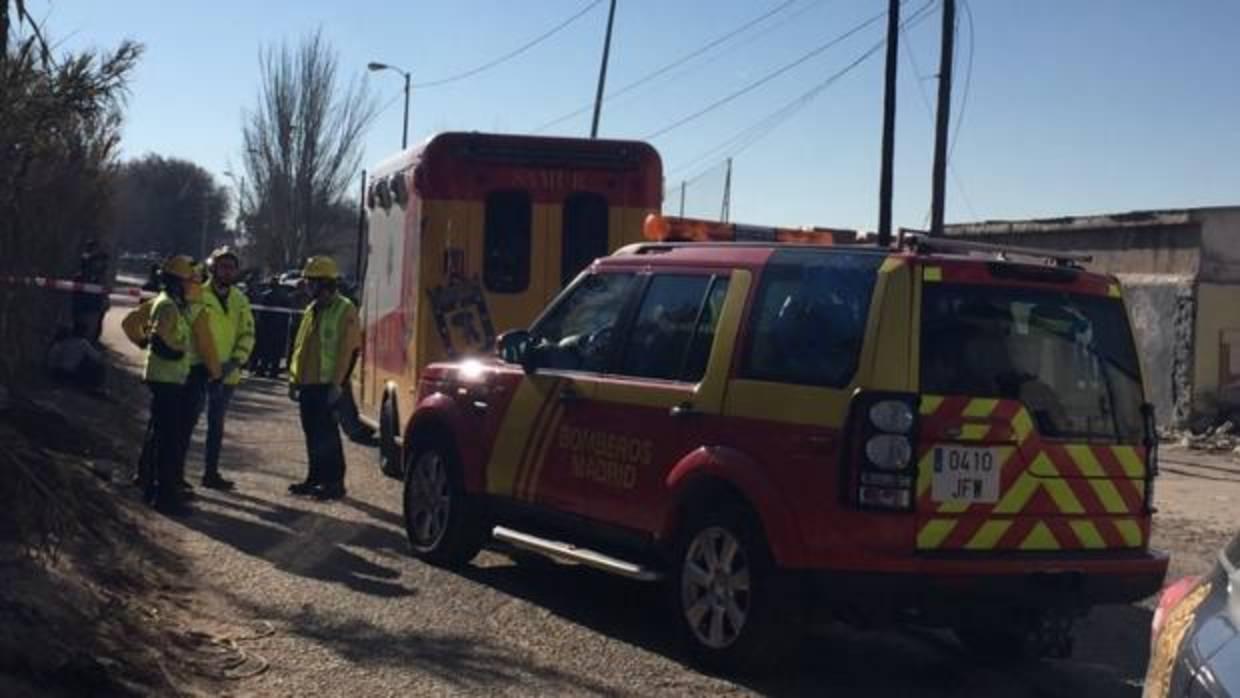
[{"left": 669, "top": 402, "right": 702, "bottom": 418}]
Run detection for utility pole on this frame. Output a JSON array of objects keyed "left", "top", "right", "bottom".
[
  {"left": 679, "top": 181, "right": 686, "bottom": 217},
  {"left": 720, "top": 158, "right": 732, "bottom": 223},
  {"left": 877, "top": 0, "right": 900, "bottom": 247},
  {"left": 590, "top": 0, "right": 618, "bottom": 138},
  {"left": 929, "top": 0, "right": 956, "bottom": 238},
  {"left": 200, "top": 188, "right": 210, "bottom": 260}
]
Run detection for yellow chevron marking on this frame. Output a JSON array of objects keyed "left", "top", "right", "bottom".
[
  {"left": 965, "top": 520, "right": 1013, "bottom": 550},
  {"left": 1112, "top": 446, "right": 1146, "bottom": 478},
  {"left": 1070, "top": 521, "right": 1106, "bottom": 549},
  {"left": 963, "top": 399, "right": 999, "bottom": 418},
  {"left": 917, "top": 519, "right": 956, "bottom": 549},
  {"left": 1020, "top": 522, "right": 1060, "bottom": 550},
  {"left": 1115, "top": 519, "right": 1144, "bottom": 547},
  {"left": 993, "top": 472, "right": 1040, "bottom": 514},
  {"left": 1066, "top": 445, "right": 1105, "bottom": 477},
  {"left": 1032, "top": 455, "right": 1085, "bottom": 514},
  {"left": 1089, "top": 479, "right": 1130, "bottom": 514},
  {"left": 960, "top": 424, "right": 990, "bottom": 441},
  {"left": 937, "top": 500, "right": 971, "bottom": 514},
  {"left": 920, "top": 395, "right": 944, "bottom": 416},
  {"left": 1011, "top": 409, "right": 1034, "bottom": 443},
  {"left": 923, "top": 267, "right": 943, "bottom": 282}
]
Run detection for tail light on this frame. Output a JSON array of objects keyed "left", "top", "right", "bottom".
[{"left": 847, "top": 392, "right": 919, "bottom": 511}]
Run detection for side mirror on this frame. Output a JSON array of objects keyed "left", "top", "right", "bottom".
[{"left": 497, "top": 330, "right": 539, "bottom": 374}]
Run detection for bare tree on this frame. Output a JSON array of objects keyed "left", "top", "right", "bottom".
[{"left": 239, "top": 29, "right": 377, "bottom": 272}]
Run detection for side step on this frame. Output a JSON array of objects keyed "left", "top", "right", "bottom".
[{"left": 492, "top": 526, "right": 663, "bottom": 582}]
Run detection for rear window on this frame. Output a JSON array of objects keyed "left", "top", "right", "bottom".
[
  {"left": 742, "top": 250, "right": 883, "bottom": 388},
  {"left": 921, "top": 284, "right": 1145, "bottom": 442},
  {"left": 484, "top": 190, "right": 531, "bottom": 294}
]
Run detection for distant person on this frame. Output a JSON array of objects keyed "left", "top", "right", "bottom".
[
  {"left": 72, "top": 245, "right": 110, "bottom": 345},
  {"left": 253, "top": 277, "right": 291, "bottom": 377},
  {"left": 47, "top": 322, "right": 106, "bottom": 393},
  {"left": 183, "top": 246, "right": 255, "bottom": 491},
  {"left": 287, "top": 256, "right": 360, "bottom": 501}
]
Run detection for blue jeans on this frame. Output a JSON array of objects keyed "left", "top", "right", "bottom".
[{"left": 187, "top": 375, "right": 235, "bottom": 478}]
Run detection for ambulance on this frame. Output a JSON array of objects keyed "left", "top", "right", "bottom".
[{"left": 356, "top": 132, "right": 663, "bottom": 474}]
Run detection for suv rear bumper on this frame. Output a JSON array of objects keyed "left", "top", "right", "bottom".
[{"left": 806, "top": 549, "right": 1169, "bottom": 612}]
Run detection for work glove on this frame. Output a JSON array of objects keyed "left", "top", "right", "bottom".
[
  {"left": 220, "top": 360, "right": 239, "bottom": 380},
  {"left": 326, "top": 383, "right": 343, "bottom": 407},
  {"left": 288, "top": 384, "right": 299, "bottom": 402}
]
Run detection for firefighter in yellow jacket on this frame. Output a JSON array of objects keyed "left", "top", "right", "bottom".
[
  {"left": 174, "top": 263, "right": 222, "bottom": 497},
  {"left": 139, "top": 256, "right": 208, "bottom": 515},
  {"left": 183, "top": 246, "right": 255, "bottom": 490},
  {"left": 287, "top": 256, "right": 360, "bottom": 501}
]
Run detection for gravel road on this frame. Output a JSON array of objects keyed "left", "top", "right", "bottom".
[{"left": 100, "top": 308, "right": 1238, "bottom": 698}]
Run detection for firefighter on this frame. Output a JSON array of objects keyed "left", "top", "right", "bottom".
[
  {"left": 176, "top": 263, "right": 223, "bottom": 496},
  {"left": 140, "top": 256, "right": 198, "bottom": 516},
  {"left": 185, "top": 246, "right": 256, "bottom": 490},
  {"left": 287, "top": 255, "right": 360, "bottom": 501}
]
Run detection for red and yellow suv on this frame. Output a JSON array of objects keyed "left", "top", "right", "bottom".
[{"left": 399, "top": 237, "right": 1168, "bottom": 672}]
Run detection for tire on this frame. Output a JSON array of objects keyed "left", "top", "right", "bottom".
[
  {"left": 402, "top": 437, "right": 487, "bottom": 567},
  {"left": 668, "top": 502, "right": 800, "bottom": 675},
  {"left": 378, "top": 392, "right": 402, "bottom": 479}
]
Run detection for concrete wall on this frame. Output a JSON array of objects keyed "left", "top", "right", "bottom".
[
  {"left": 1120, "top": 275, "right": 1196, "bottom": 427},
  {"left": 1196, "top": 208, "right": 1240, "bottom": 283},
  {"left": 1192, "top": 283, "right": 1240, "bottom": 418}
]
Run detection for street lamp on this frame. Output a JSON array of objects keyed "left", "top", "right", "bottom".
[{"left": 367, "top": 61, "right": 411, "bottom": 150}]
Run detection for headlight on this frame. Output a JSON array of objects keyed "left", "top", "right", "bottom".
[
  {"left": 870, "top": 400, "right": 915, "bottom": 433},
  {"left": 865, "top": 434, "right": 912, "bottom": 470}
]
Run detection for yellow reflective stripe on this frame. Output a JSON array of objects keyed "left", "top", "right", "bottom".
[
  {"left": 1112, "top": 446, "right": 1145, "bottom": 478},
  {"left": 1115, "top": 519, "right": 1144, "bottom": 547},
  {"left": 962, "top": 399, "right": 999, "bottom": 418},
  {"left": 1011, "top": 409, "right": 1034, "bottom": 444},
  {"left": 1066, "top": 445, "right": 1105, "bottom": 477},
  {"left": 1089, "top": 479, "right": 1130, "bottom": 514},
  {"left": 485, "top": 379, "right": 558, "bottom": 496},
  {"left": 520, "top": 405, "right": 565, "bottom": 501},
  {"left": 1070, "top": 521, "right": 1106, "bottom": 549},
  {"left": 937, "top": 500, "right": 971, "bottom": 514},
  {"left": 965, "top": 520, "right": 1012, "bottom": 550},
  {"left": 920, "top": 395, "right": 944, "bottom": 416},
  {"left": 917, "top": 451, "right": 934, "bottom": 497},
  {"left": 923, "top": 267, "right": 943, "bottom": 282},
  {"left": 1032, "top": 455, "right": 1085, "bottom": 514},
  {"left": 918, "top": 520, "right": 956, "bottom": 549},
  {"left": 1020, "top": 522, "right": 1060, "bottom": 550},
  {"left": 993, "top": 472, "right": 1039, "bottom": 514},
  {"left": 960, "top": 424, "right": 989, "bottom": 441}
]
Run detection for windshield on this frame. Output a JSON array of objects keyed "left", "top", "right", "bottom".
[{"left": 921, "top": 283, "right": 1145, "bottom": 442}]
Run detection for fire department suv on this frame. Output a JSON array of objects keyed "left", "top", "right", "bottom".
[{"left": 397, "top": 234, "right": 1168, "bottom": 672}]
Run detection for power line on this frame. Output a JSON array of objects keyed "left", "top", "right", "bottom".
[
  {"left": 534, "top": 0, "right": 802, "bottom": 133},
  {"left": 642, "top": 6, "right": 890, "bottom": 142},
  {"left": 667, "top": 0, "right": 937, "bottom": 180},
  {"left": 411, "top": 0, "right": 604, "bottom": 89}
]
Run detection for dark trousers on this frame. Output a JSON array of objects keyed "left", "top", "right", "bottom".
[
  {"left": 187, "top": 379, "right": 235, "bottom": 478},
  {"left": 145, "top": 382, "right": 187, "bottom": 506},
  {"left": 298, "top": 385, "right": 346, "bottom": 487},
  {"left": 181, "top": 365, "right": 208, "bottom": 481}
]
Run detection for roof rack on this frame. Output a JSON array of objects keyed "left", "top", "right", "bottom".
[{"left": 898, "top": 230, "right": 1092, "bottom": 268}]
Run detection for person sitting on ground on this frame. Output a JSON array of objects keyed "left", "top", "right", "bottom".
[{"left": 47, "top": 322, "right": 106, "bottom": 393}]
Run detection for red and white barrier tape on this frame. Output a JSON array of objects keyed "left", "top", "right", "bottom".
[{"left": 1, "top": 275, "right": 304, "bottom": 316}]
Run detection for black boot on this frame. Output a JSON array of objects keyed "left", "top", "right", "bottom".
[{"left": 202, "top": 473, "right": 235, "bottom": 491}]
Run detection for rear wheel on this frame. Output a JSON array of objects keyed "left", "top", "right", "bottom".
[
  {"left": 669, "top": 502, "right": 799, "bottom": 675},
  {"left": 378, "top": 392, "right": 401, "bottom": 478},
  {"left": 402, "top": 438, "right": 487, "bottom": 567}
]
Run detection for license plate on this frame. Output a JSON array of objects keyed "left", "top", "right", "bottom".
[{"left": 931, "top": 446, "right": 1001, "bottom": 503}]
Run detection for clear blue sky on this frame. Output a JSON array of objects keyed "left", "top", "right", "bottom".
[{"left": 38, "top": 0, "right": 1240, "bottom": 231}]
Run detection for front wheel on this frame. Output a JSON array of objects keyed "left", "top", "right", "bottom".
[
  {"left": 669, "top": 504, "right": 799, "bottom": 675},
  {"left": 402, "top": 440, "right": 487, "bottom": 567}
]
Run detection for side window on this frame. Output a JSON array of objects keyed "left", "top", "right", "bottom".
[
  {"left": 561, "top": 192, "right": 609, "bottom": 286},
  {"left": 681, "top": 277, "right": 730, "bottom": 381},
  {"left": 618, "top": 275, "right": 718, "bottom": 382},
  {"left": 484, "top": 190, "right": 531, "bottom": 294},
  {"left": 531, "top": 272, "right": 637, "bottom": 372},
  {"left": 742, "top": 251, "right": 882, "bottom": 387}
]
